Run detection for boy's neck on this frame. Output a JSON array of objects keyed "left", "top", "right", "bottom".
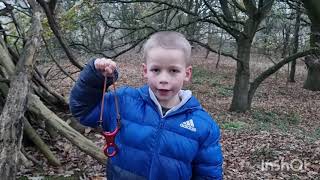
[{"left": 159, "top": 95, "right": 181, "bottom": 109}]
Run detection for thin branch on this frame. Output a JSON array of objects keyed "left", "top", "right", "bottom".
[
  {"left": 258, "top": 0, "right": 274, "bottom": 16},
  {"left": 231, "top": 0, "right": 246, "bottom": 12},
  {"left": 243, "top": 0, "right": 258, "bottom": 16},
  {"left": 0, "top": 78, "right": 10, "bottom": 84},
  {"left": 138, "top": 7, "right": 173, "bottom": 20},
  {"left": 32, "top": 72, "right": 68, "bottom": 109},
  {"left": 189, "top": 39, "right": 240, "bottom": 62},
  {"left": 110, "top": 37, "right": 151, "bottom": 59},
  {"left": 99, "top": 0, "right": 198, "bottom": 16},
  {"left": 42, "top": 35, "right": 76, "bottom": 82},
  {"left": 203, "top": 0, "right": 241, "bottom": 38},
  {"left": 101, "top": 0, "right": 242, "bottom": 38},
  {"left": 12, "top": 4, "right": 32, "bottom": 17},
  {"left": 99, "top": 13, "right": 157, "bottom": 31},
  {"left": 168, "top": 9, "right": 179, "bottom": 26},
  {"left": 36, "top": 0, "right": 84, "bottom": 70}
]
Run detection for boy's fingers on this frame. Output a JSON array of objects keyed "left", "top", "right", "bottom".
[
  {"left": 110, "top": 61, "right": 117, "bottom": 68},
  {"left": 105, "top": 67, "right": 112, "bottom": 73},
  {"left": 103, "top": 67, "right": 114, "bottom": 77},
  {"left": 94, "top": 58, "right": 116, "bottom": 76},
  {"left": 106, "top": 61, "right": 116, "bottom": 71}
]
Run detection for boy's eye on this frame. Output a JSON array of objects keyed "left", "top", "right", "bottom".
[
  {"left": 170, "top": 69, "right": 180, "bottom": 73},
  {"left": 151, "top": 68, "right": 160, "bottom": 72}
]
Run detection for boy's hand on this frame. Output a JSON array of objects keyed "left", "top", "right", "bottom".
[{"left": 94, "top": 58, "right": 117, "bottom": 77}]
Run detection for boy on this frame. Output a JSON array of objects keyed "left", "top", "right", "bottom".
[{"left": 69, "top": 31, "right": 223, "bottom": 180}]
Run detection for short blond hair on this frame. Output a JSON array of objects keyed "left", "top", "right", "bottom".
[{"left": 143, "top": 31, "right": 191, "bottom": 66}]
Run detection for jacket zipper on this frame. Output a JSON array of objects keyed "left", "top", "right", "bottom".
[{"left": 149, "top": 115, "right": 165, "bottom": 178}]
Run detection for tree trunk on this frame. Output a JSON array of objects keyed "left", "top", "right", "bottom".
[
  {"left": 289, "top": 4, "right": 301, "bottom": 82},
  {"left": 0, "top": 1, "right": 109, "bottom": 176},
  {"left": 304, "top": 21, "right": 320, "bottom": 90},
  {"left": 0, "top": 37, "right": 15, "bottom": 76},
  {"left": 302, "top": 0, "right": 320, "bottom": 91},
  {"left": 303, "top": 56, "right": 320, "bottom": 90},
  {"left": 228, "top": 0, "right": 274, "bottom": 112},
  {"left": 0, "top": 37, "right": 14, "bottom": 100},
  {"left": 0, "top": 72, "right": 28, "bottom": 179},
  {"left": 216, "top": 30, "right": 224, "bottom": 69},
  {"left": 308, "top": 12, "right": 320, "bottom": 48},
  {"left": 289, "top": 59, "right": 296, "bottom": 82},
  {"left": 205, "top": 25, "right": 213, "bottom": 59},
  {"left": 0, "top": 1, "right": 41, "bottom": 177},
  {"left": 230, "top": 38, "right": 251, "bottom": 112},
  {"left": 281, "top": 25, "right": 290, "bottom": 58}
]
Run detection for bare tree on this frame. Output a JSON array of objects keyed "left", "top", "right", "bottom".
[
  {"left": 0, "top": 1, "right": 107, "bottom": 177},
  {"left": 302, "top": 0, "right": 320, "bottom": 91},
  {"left": 289, "top": 1, "right": 302, "bottom": 82},
  {"left": 0, "top": 0, "right": 41, "bottom": 178}
]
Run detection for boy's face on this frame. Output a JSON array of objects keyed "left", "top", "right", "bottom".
[{"left": 143, "top": 47, "right": 192, "bottom": 108}]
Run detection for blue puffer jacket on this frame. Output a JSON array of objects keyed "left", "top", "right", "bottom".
[{"left": 69, "top": 59, "right": 223, "bottom": 180}]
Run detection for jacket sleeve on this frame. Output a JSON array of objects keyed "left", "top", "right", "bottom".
[
  {"left": 192, "top": 122, "right": 223, "bottom": 180},
  {"left": 69, "top": 58, "right": 118, "bottom": 127}
]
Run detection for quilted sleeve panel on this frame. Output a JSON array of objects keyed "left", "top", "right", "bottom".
[{"left": 191, "top": 121, "right": 223, "bottom": 180}]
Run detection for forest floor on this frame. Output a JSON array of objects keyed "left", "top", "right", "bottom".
[{"left": 18, "top": 49, "right": 320, "bottom": 180}]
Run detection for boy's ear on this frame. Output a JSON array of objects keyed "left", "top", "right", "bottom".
[
  {"left": 184, "top": 65, "right": 192, "bottom": 82},
  {"left": 142, "top": 63, "right": 147, "bottom": 78}
]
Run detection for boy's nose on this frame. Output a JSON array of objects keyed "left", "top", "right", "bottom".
[
  {"left": 159, "top": 72, "right": 169, "bottom": 84},
  {"left": 160, "top": 80, "right": 168, "bottom": 84}
]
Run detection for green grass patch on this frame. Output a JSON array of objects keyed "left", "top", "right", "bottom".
[
  {"left": 192, "top": 67, "right": 233, "bottom": 97},
  {"left": 297, "top": 127, "right": 320, "bottom": 143},
  {"left": 254, "top": 121, "right": 272, "bottom": 131},
  {"left": 192, "top": 67, "right": 224, "bottom": 86},
  {"left": 313, "top": 128, "right": 320, "bottom": 139},
  {"left": 252, "top": 110, "right": 279, "bottom": 123},
  {"left": 283, "top": 112, "right": 300, "bottom": 125},
  {"left": 251, "top": 145, "right": 277, "bottom": 162},
  {"left": 252, "top": 110, "right": 301, "bottom": 132},
  {"left": 210, "top": 80, "right": 221, "bottom": 87},
  {"left": 216, "top": 86, "right": 233, "bottom": 96},
  {"left": 305, "top": 127, "right": 320, "bottom": 140},
  {"left": 222, "top": 121, "right": 246, "bottom": 130},
  {"left": 192, "top": 67, "right": 214, "bottom": 84},
  {"left": 18, "top": 177, "right": 28, "bottom": 180}
]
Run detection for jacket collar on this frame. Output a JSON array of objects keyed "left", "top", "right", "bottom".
[{"left": 138, "top": 85, "right": 201, "bottom": 117}]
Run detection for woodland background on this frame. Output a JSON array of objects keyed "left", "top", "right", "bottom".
[{"left": 0, "top": 0, "right": 319, "bottom": 179}]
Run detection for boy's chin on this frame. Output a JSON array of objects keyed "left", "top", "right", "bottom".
[
  {"left": 155, "top": 95, "right": 171, "bottom": 101},
  {"left": 155, "top": 94, "right": 171, "bottom": 101},
  {"left": 157, "top": 95, "right": 181, "bottom": 106}
]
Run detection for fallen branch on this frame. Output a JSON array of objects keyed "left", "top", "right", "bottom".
[
  {"left": 23, "top": 117, "right": 61, "bottom": 166},
  {"left": 27, "top": 94, "right": 107, "bottom": 164}
]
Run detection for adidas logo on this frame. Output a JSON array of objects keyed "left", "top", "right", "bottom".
[{"left": 180, "top": 119, "right": 196, "bottom": 132}]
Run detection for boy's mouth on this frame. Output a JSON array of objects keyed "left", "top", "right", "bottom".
[{"left": 157, "top": 89, "right": 170, "bottom": 95}]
